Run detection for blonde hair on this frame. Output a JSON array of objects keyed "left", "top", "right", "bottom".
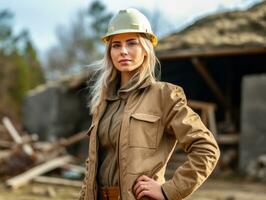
[{"left": 88, "top": 34, "right": 160, "bottom": 114}]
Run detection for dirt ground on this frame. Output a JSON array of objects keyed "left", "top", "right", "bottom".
[{"left": 0, "top": 178, "right": 265, "bottom": 200}]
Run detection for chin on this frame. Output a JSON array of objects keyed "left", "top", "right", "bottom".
[{"left": 118, "top": 67, "right": 134, "bottom": 72}]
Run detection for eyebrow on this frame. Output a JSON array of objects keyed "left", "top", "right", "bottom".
[{"left": 112, "top": 38, "right": 138, "bottom": 43}]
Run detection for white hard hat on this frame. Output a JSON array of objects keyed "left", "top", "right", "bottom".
[{"left": 102, "top": 8, "right": 158, "bottom": 46}]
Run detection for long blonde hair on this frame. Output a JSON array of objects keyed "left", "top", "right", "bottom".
[{"left": 88, "top": 33, "right": 160, "bottom": 114}]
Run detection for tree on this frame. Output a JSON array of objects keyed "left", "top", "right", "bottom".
[
  {"left": 45, "top": 0, "right": 112, "bottom": 79},
  {"left": 88, "top": 1, "right": 113, "bottom": 41},
  {"left": 0, "top": 9, "right": 16, "bottom": 53},
  {"left": 0, "top": 9, "right": 45, "bottom": 119}
]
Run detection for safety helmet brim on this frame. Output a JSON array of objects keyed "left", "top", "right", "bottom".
[{"left": 102, "top": 30, "right": 157, "bottom": 47}]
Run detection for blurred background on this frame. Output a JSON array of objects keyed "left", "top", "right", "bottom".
[{"left": 0, "top": 0, "right": 266, "bottom": 200}]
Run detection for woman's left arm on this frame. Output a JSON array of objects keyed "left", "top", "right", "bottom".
[{"left": 161, "top": 85, "right": 220, "bottom": 200}]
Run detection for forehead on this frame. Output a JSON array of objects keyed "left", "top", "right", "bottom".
[{"left": 111, "top": 33, "right": 139, "bottom": 42}]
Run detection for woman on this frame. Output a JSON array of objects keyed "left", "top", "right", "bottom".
[{"left": 80, "top": 8, "right": 220, "bottom": 200}]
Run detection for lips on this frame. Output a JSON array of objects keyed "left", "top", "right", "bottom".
[{"left": 119, "top": 59, "right": 131, "bottom": 63}]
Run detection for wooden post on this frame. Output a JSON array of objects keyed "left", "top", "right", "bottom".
[
  {"left": 191, "top": 57, "right": 228, "bottom": 108},
  {"left": 188, "top": 100, "right": 218, "bottom": 136},
  {"left": 207, "top": 105, "right": 218, "bottom": 137}
]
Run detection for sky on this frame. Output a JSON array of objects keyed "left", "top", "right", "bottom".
[{"left": 1, "top": 0, "right": 263, "bottom": 58}]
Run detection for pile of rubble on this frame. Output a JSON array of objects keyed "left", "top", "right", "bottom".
[{"left": 0, "top": 117, "right": 86, "bottom": 190}]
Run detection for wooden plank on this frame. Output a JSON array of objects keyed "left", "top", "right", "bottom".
[
  {"left": 33, "top": 176, "right": 82, "bottom": 187},
  {"left": 58, "top": 131, "right": 87, "bottom": 147},
  {"left": 0, "top": 135, "right": 38, "bottom": 149},
  {"left": 6, "top": 155, "right": 73, "bottom": 189},
  {"left": 33, "top": 142, "right": 54, "bottom": 152},
  {"left": 0, "top": 140, "right": 13, "bottom": 148},
  {"left": 2, "top": 117, "right": 33, "bottom": 155},
  {"left": 188, "top": 100, "right": 216, "bottom": 110},
  {"left": 45, "top": 130, "right": 87, "bottom": 152},
  {"left": 157, "top": 47, "right": 266, "bottom": 60},
  {"left": 217, "top": 134, "right": 239, "bottom": 144}
]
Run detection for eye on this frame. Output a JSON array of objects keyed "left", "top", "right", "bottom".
[
  {"left": 127, "top": 41, "right": 138, "bottom": 46},
  {"left": 112, "top": 43, "right": 121, "bottom": 48}
]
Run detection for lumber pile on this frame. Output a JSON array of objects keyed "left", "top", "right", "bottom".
[{"left": 0, "top": 117, "right": 86, "bottom": 189}]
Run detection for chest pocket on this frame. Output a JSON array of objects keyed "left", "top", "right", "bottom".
[{"left": 129, "top": 113, "right": 160, "bottom": 149}]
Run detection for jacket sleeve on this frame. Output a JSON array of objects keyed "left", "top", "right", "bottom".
[{"left": 161, "top": 85, "right": 220, "bottom": 200}]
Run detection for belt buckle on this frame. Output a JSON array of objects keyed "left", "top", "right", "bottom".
[{"left": 102, "top": 187, "right": 120, "bottom": 200}]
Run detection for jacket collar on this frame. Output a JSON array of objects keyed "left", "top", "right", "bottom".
[{"left": 106, "top": 72, "right": 152, "bottom": 101}]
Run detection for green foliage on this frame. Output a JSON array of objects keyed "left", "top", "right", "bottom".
[
  {"left": 0, "top": 9, "right": 45, "bottom": 119},
  {"left": 0, "top": 10, "right": 16, "bottom": 53},
  {"left": 88, "top": 1, "right": 113, "bottom": 38},
  {"left": 45, "top": 0, "right": 113, "bottom": 79}
]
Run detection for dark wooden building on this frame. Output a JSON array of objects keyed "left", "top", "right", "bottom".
[{"left": 156, "top": 1, "right": 266, "bottom": 175}]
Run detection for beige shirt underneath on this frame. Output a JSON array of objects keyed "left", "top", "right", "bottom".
[{"left": 97, "top": 73, "right": 150, "bottom": 187}]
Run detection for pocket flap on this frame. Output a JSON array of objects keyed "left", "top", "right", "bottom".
[
  {"left": 86, "top": 124, "right": 95, "bottom": 136},
  {"left": 131, "top": 113, "right": 160, "bottom": 123}
]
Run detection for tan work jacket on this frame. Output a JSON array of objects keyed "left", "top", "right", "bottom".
[{"left": 80, "top": 80, "right": 220, "bottom": 200}]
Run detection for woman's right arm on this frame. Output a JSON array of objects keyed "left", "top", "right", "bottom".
[{"left": 161, "top": 85, "right": 220, "bottom": 200}]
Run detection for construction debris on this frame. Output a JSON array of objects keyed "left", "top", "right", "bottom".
[
  {"left": 34, "top": 176, "right": 82, "bottom": 187},
  {"left": 6, "top": 155, "right": 74, "bottom": 189},
  {"left": 2, "top": 117, "right": 34, "bottom": 156},
  {"left": 0, "top": 117, "right": 86, "bottom": 189},
  {"left": 247, "top": 154, "right": 266, "bottom": 182},
  {"left": 0, "top": 150, "right": 36, "bottom": 178}
]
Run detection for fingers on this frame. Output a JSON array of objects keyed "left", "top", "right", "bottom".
[
  {"left": 133, "top": 175, "right": 152, "bottom": 199},
  {"left": 136, "top": 175, "right": 150, "bottom": 182},
  {"left": 136, "top": 189, "right": 150, "bottom": 200},
  {"left": 134, "top": 183, "right": 151, "bottom": 200},
  {"left": 134, "top": 181, "right": 148, "bottom": 197},
  {"left": 133, "top": 175, "right": 150, "bottom": 192},
  {"left": 133, "top": 175, "right": 165, "bottom": 200}
]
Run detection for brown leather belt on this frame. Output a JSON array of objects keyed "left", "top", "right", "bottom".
[{"left": 99, "top": 186, "right": 120, "bottom": 200}]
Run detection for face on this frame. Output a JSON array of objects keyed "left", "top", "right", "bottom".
[{"left": 110, "top": 33, "right": 146, "bottom": 77}]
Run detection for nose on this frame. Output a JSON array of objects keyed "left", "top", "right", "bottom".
[{"left": 120, "top": 45, "right": 128, "bottom": 55}]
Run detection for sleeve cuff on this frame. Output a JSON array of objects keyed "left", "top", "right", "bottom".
[{"left": 161, "top": 180, "right": 183, "bottom": 200}]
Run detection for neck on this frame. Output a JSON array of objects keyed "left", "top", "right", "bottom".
[{"left": 120, "top": 70, "right": 139, "bottom": 87}]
